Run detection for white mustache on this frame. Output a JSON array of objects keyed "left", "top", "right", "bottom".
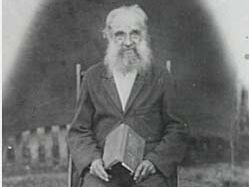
[
  {"left": 104, "top": 39, "right": 152, "bottom": 73},
  {"left": 120, "top": 48, "right": 140, "bottom": 59}
]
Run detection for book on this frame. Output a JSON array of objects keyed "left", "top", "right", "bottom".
[{"left": 103, "top": 124, "right": 145, "bottom": 173}]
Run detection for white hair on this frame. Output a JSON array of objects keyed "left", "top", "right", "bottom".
[{"left": 103, "top": 5, "right": 148, "bottom": 37}]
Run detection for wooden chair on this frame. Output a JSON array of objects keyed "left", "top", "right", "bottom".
[{"left": 68, "top": 64, "right": 85, "bottom": 187}]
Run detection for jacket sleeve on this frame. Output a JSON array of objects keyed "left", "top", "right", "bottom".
[
  {"left": 67, "top": 72, "right": 101, "bottom": 176},
  {"left": 145, "top": 72, "right": 189, "bottom": 178}
]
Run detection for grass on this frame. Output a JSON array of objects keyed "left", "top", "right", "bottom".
[
  {"left": 178, "top": 163, "right": 249, "bottom": 187},
  {"left": 3, "top": 172, "right": 68, "bottom": 187}
]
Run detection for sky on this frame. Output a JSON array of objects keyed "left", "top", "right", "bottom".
[
  {"left": 3, "top": 0, "right": 48, "bottom": 91},
  {"left": 201, "top": 0, "right": 249, "bottom": 98}
]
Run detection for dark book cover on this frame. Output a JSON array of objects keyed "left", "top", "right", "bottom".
[{"left": 103, "top": 124, "right": 145, "bottom": 173}]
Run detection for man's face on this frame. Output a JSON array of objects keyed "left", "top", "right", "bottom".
[
  {"left": 111, "top": 24, "right": 143, "bottom": 51},
  {"left": 104, "top": 10, "right": 152, "bottom": 74},
  {"left": 108, "top": 15, "right": 146, "bottom": 66}
]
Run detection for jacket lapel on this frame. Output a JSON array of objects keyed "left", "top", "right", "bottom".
[
  {"left": 101, "top": 67, "right": 123, "bottom": 114},
  {"left": 124, "top": 70, "right": 151, "bottom": 114}
]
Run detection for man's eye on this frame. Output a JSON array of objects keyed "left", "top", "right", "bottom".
[
  {"left": 131, "top": 30, "right": 141, "bottom": 36},
  {"left": 114, "top": 31, "right": 125, "bottom": 37}
]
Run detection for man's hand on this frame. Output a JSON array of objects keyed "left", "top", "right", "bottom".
[
  {"left": 133, "top": 160, "right": 156, "bottom": 183},
  {"left": 89, "top": 159, "right": 110, "bottom": 182}
]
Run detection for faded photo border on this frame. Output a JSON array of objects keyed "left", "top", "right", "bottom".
[{"left": 2, "top": 0, "right": 249, "bottom": 187}]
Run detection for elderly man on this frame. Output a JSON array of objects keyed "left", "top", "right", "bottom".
[{"left": 68, "top": 5, "right": 188, "bottom": 187}]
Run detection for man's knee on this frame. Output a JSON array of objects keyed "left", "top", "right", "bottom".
[
  {"left": 131, "top": 174, "right": 169, "bottom": 187},
  {"left": 82, "top": 172, "right": 103, "bottom": 187},
  {"left": 82, "top": 172, "right": 120, "bottom": 187}
]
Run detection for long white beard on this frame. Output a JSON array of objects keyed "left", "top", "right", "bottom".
[{"left": 104, "top": 39, "right": 152, "bottom": 74}]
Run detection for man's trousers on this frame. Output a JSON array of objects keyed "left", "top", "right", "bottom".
[{"left": 82, "top": 164, "right": 172, "bottom": 187}]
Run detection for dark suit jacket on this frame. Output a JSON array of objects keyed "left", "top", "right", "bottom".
[{"left": 67, "top": 62, "right": 188, "bottom": 186}]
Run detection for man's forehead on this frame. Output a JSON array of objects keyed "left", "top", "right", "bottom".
[
  {"left": 111, "top": 16, "right": 143, "bottom": 30},
  {"left": 110, "top": 13, "right": 145, "bottom": 31},
  {"left": 106, "top": 5, "right": 148, "bottom": 32}
]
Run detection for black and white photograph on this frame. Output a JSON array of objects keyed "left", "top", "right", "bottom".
[{"left": 2, "top": 0, "right": 249, "bottom": 186}]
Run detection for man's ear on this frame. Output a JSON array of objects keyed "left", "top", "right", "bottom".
[
  {"left": 102, "top": 31, "right": 107, "bottom": 39},
  {"left": 102, "top": 27, "right": 108, "bottom": 39},
  {"left": 102, "top": 26, "right": 112, "bottom": 39}
]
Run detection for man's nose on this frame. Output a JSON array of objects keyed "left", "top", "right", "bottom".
[{"left": 123, "top": 36, "right": 133, "bottom": 48}]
